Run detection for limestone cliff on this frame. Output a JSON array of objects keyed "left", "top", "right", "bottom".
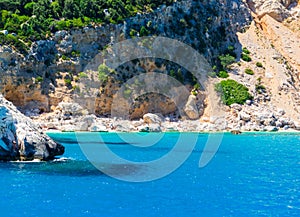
[{"left": 0, "top": 0, "right": 252, "bottom": 118}]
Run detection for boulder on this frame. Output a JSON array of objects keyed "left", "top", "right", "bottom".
[
  {"left": 56, "top": 102, "right": 88, "bottom": 116},
  {"left": 264, "top": 126, "right": 279, "bottom": 132},
  {"left": 0, "top": 95, "right": 64, "bottom": 161},
  {"left": 184, "top": 95, "right": 199, "bottom": 120},
  {"left": 263, "top": 118, "right": 276, "bottom": 126},
  {"left": 74, "top": 115, "right": 96, "bottom": 131},
  {"left": 230, "top": 103, "right": 243, "bottom": 111},
  {"left": 239, "top": 111, "right": 251, "bottom": 122},
  {"left": 143, "top": 113, "right": 163, "bottom": 125},
  {"left": 114, "top": 120, "right": 133, "bottom": 132},
  {"left": 293, "top": 122, "right": 300, "bottom": 130},
  {"left": 275, "top": 120, "right": 283, "bottom": 128}
]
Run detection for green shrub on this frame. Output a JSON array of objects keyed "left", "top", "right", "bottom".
[
  {"left": 242, "top": 47, "right": 250, "bottom": 54},
  {"left": 64, "top": 79, "right": 72, "bottom": 85},
  {"left": 245, "top": 68, "right": 254, "bottom": 75},
  {"left": 129, "top": 29, "right": 137, "bottom": 37},
  {"left": 98, "top": 64, "right": 111, "bottom": 83},
  {"left": 71, "top": 50, "right": 80, "bottom": 57},
  {"left": 193, "top": 83, "right": 201, "bottom": 90},
  {"left": 256, "top": 62, "right": 263, "bottom": 68},
  {"left": 177, "top": 69, "right": 184, "bottom": 83},
  {"left": 0, "top": 34, "right": 28, "bottom": 54},
  {"left": 217, "top": 70, "right": 229, "bottom": 78},
  {"left": 215, "top": 79, "right": 253, "bottom": 105},
  {"left": 226, "top": 45, "right": 237, "bottom": 57},
  {"left": 61, "top": 55, "right": 70, "bottom": 61},
  {"left": 169, "top": 69, "right": 175, "bottom": 77},
  {"left": 79, "top": 72, "right": 88, "bottom": 78},
  {"left": 255, "top": 77, "right": 266, "bottom": 93},
  {"left": 139, "top": 26, "right": 150, "bottom": 37},
  {"left": 241, "top": 53, "right": 252, "bottom": 62},
  {"left": 218, "top": 54, "right": 235, "bottom": 69},
  {"left": 35, "top": 76, "right": 43, "bottom": 83}
]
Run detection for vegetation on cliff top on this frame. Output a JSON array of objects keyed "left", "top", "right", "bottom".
[{"left": 0, "top": 0, "right": 175, "bottom": 51}]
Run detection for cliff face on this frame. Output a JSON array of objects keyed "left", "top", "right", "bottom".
[
  {"left": 0, "top": 0, "right": 252, "bottom": 118},
  {"left": 0, "top": 0, "right": 300, "bottom": 130}
]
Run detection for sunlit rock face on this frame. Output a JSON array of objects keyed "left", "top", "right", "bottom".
[{"left": 0, "top": 95, "right": 64, "bottom": 161}]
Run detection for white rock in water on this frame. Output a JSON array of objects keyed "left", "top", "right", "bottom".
[{"left": 0, "top": 95, "right": 64, "bottom": 161}]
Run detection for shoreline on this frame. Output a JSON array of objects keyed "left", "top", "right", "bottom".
[
  {"left": 45, "top": 128, "right": 300, "bottom": 134},
  {"left": 32, "top": 102, "right": 300, "bottom": 134},
  {"left": 34, "top": 111, "right": 300, "bottom": 134}
]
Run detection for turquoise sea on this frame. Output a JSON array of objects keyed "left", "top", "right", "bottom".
[{"left": 0, "top": 132, "right": 299, "bottom": 217}]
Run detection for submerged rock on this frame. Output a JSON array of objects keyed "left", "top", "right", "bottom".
[{"left": 0, "top": 95, "right": 64, "bottom": 161}]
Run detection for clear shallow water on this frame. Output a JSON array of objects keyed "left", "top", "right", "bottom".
[{"left": 0, "top": 132, "right": 299, "bottom": 217}]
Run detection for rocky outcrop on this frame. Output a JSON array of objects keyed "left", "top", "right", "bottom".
[
  {"left": 226, "top": 101, "right": 299, "bottom": 131},
  {"left": 184, "top": 95, "right": 200, "bottom": 120},
  {"left": 0, "top": 95, "right": 64, "bottom": 161},
  {"left": 246, "top": 0, "right": 298, "bottom": 21}
]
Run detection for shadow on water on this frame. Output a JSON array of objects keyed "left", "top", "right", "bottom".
[
  {"left": 0, "top": 158, "right": 146, "bottom": 178},
  {"left": 0, "top": 159, "right": 102, "bottom": 177}
]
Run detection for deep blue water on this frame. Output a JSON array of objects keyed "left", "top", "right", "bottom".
[{"left": 0, "top": 132, "right": 299, "bottom": 217}]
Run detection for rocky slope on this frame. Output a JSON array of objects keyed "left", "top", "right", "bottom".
[
  {"left": 0, "top": 0, "right": 300, "bottom": 132},
  {"left": 223, "top": 0, "right": 300, "bottom": 131},
  {"left": 0, "top": 94, "right": 64, "bottom": 161}
]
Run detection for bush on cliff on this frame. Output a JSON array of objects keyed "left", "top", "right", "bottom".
[{"left": 215, "top": 79, "right": 253, "bottom": 106}]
